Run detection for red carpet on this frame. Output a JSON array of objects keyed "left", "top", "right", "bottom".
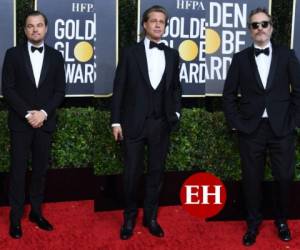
[{"left": 0, "top": 201, "right": 299, "bottom": 249}]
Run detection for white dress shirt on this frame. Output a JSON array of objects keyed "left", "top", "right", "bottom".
[
  {"left": 254, "top": 41, "right": 272, "bottom": 118},
  {"left": 26, "top": 42, "right": 47, "bottom": 119},
  {"left": 28, "top": 41, "right": 44, "bottom": 87},
  {"left": 144, "top": 37, "right": 166, "bottom": 89}
]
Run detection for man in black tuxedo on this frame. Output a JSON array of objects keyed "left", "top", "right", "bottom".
[
  {"left": 2, "top": 11, "right": 65, "bottom": 239},
  {"left": 111, "top": 5, "right": 181, "bottom": 240},
  {"left": 223, "top": 8, "right": 300, "bottom": 246}
]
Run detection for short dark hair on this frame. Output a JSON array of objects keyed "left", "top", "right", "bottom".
[
  {"left": 247, "top": 7, "right": 273, "bottom": 29},
  {"left": 142, "top": 5, "right": 169, "bottom": 26},
  {"left": 24, "top": 10, "right": 48, "bottom": 27}
]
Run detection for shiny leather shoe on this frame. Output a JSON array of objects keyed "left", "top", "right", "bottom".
[
  {"left": 242, "top": 230, "right": 257, "bottom": 246},
  {"left": 143, "top": 219, "right": 164, "bottom": 237},
  {"left": 275, "top": 222, "right": 291, "bottom": 241},
  {"left": 120, "top": 219, "right": 135, "bottom": 240},
  {"left": 9, "top": 223, "right": 22, "bottom": 239},
  {"left": 29, "top": 212, "right": 53, "bottom": 231}
]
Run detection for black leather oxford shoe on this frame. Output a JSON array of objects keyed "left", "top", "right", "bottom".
[
  {"left": 275, "top": 222, "right": 291, "bottom": 241},
  {"left": 242, "top": 230, "right": 258, "bottom": 246},
  {"left": 29, "top": 212, "right": 53, "bottom": 231},
  {"left": 143, "top": 219, "right": 164, "bottom": 238},
  {"left": 120, "top": 218, "right": 136, "bottom": 240},
  {"left": 9, "top": 223, "right": 22, "bottom": 239}
]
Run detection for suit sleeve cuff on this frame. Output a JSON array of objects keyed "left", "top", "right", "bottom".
[
  {"left": 40, "top": 109, "right": 48, "bottom": 120},
  {"left": 25, "top": 113, "right": 31, "bottom": 119}
]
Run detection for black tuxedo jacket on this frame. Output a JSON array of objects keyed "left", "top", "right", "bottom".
[
  {"left": 111, "top": 41, "right": 182, "bottom": 138},
  {"left": 223, "top": 43, "right": 300, "bottom": 137},
  {"left": 2, "top": 43, "right": 66, "bottom": 132}
]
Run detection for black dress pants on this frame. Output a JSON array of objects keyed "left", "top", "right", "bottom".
[
  {"left": 238, "top": 119, "right": 295, "bottom": 230},
  {"left": 9, "top": 129, "right": 52, "bottom": 225},
  {"left": 122, "top": 117, "right": 170, "bottom": 222}
]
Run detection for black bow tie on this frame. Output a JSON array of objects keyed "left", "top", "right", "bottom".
[
  {"left": 149, "top": 41, "right": 165, "bottom": 50},
  {"left": 254, "top": 47, "right": 269, "bottom": 56},
  {"left": 31, "top": 46, "right": 43, "bottom": 53}
]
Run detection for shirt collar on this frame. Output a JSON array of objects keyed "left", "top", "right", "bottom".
[
  {"left": 27, "top": 41, "right": 45, "bottom": 51},
  {"left": 254, "top": 41, "right": 272, "bottom": 50},
  {"left": 144, "top": 37, "right": 161, "bottom": 49}
]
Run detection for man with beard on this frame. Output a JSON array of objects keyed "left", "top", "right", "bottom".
[{"left": 223, "top": 7, "right": 300, "bottom": 246}]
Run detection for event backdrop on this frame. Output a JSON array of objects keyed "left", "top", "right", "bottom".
[
  {"left": 138, "top": 0, "right": 271, "bottom": 96},
  {"left": 4, "top": 0, "right": 299, "bottom": 97},
  {"left": 36, "top": 0, "right": 117, "bottom": 96},
  {"left": 292, "top": 0, "right": 300, "bottom": 58},
  {"left": 0, "top": 0, "right": 15, "bottom": 96}
]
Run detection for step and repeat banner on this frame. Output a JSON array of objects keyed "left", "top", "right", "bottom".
[
  {"left": 3, "top": 0, "right": 300, "bottom": 97},
  {"left": 36, "top": 0, "right": 118, "bottom": 96},
  {"left": 138, "top": 0, "right": 271, "bottom": 96},
  {"left": 0, "top": 0, "right": 15, "bottom": 95},
  {"left": 292, "top": 0, "right": 300, "bottom": 58}
]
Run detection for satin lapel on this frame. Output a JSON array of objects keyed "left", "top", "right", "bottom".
[
  {"left": 265, "top": 45, "right": 278, "bottom": 91},
  {"left": 133, "top": 41, "right": 151, "bottom": 86},
  {"left": 164, "top": 48, "right": 173, "bottom": 90},
  {"left": 38, "top": 45, "right": 50, "bottom": 88},
  {"left": 22, "top": 44, "right": 36, "bottom": 87},
  {"left": 248, "top": 46, "right": 265, "bottom": 90}
]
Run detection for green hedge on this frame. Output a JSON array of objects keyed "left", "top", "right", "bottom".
[
  {"left": 93, "top": 108, "right": 243, "bottom": 180},
  {"left": 52, "top": 107, "right": 94, "bottom": 168},
  {"left": 0, "top": 108, "right": 94, "bottom": 172},
  {"left": 1, "top": 107, "right": 300, "bottom": 180}
]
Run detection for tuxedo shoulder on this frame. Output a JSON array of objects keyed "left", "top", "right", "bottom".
[
  {"left": 117, "top": 42, "right": 139, "bottom": 57},
  {"left": 45, "top": 45, "right": 63, "bottom": 56},
  {"left": 6, "top": 45, "right": 22, "bottom": 54},
  {"left": 123, "top": 42, "right": 139, "bottom": 51},
  {"left": 3, "top": 46, "right": 23, "bottom": 61},
  {"left": 234, "top": 47, "right": 251, "bottom": 57},
  {"left": 273, "top": 44, "right": 293, "bottom": 53},
  {"left": 271, "top": 44, "right": 297, "bottom": 60},
  {"left": 165, "top": 45, "right": 178, "bottom": 54}
]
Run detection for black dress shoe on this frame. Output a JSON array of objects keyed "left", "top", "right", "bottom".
[
  {"left": 275, "top": 222, "right": 291, "bottom": 241},
  {"left": 29, "top": 212, "right": 53, "bottom": 231},
  {"left": 120, "top": 219, "right": 135, "bottom": 240},
  {"left": 143, "top": 219, "right": 164, "bottom": 237},
  {"left": 9, "top": 224, "right": 22, "bottom": 239},
  {"left": 242, "top": 230, "right": 257, "bottom": 246}
]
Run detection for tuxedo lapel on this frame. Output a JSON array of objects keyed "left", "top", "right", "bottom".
[
  {"left": 134, "top": 41, "right": 173, "bottom": 90},
  {"left": 22, "top": 44, "right": 36, "bottom": 87},
  {"left": 164, "top": 48, "right": 173, "bottom": 90},
  {"left": 134, "top": 42, "right": 151, "bottom": 86},
  {"left": 38, "top": 45, "right": 50, "bottom": 88},
  {"left": 265, "top": 45, "right": 278, "bottom": 91},
  {"left": 248, "top": 46, "right": 265, "bottom": 90}
]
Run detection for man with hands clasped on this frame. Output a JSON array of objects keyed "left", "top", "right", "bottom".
[{"left": 2, "top": 10, "right": 65, "bottom": 239}]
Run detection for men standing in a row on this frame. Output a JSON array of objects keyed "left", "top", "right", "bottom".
[
  {"left": 111, "top": 5, "right": 182, "bottom": 240},
  {"left": 223, "top": 8, "right": 300, "bottom": 246},
  {"left": 2, "top": 11, "right": 66, "bottom": 239}
]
